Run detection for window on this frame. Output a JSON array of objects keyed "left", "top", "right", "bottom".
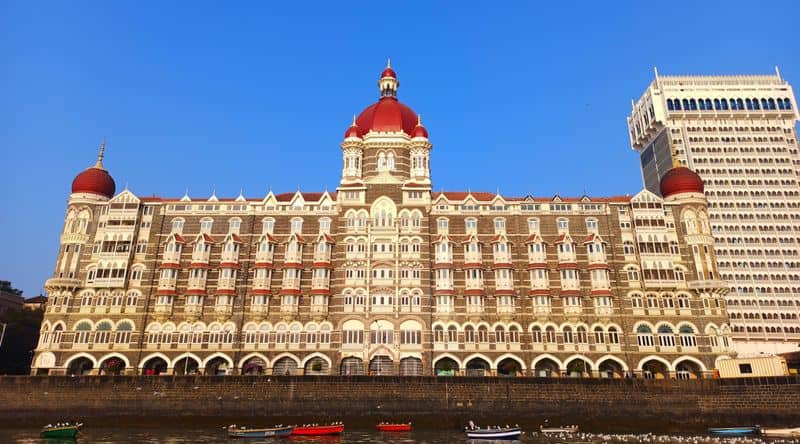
[
  {"left": 465, "top": 218, "right": 477, "bottom": 233},
  {"left": 585, "top": 218, "right": 598, "bottom": 232},
  {"left": 437, "top": 218, "right": 448, "bottom": 232},
  {"left": 228, "top": 218, "right": 241, "bottom": 233},
  {"left": 557, "top": 218, "right": 569, "bottom": 231},
  {"left": 262, "top": 218, "right": 275, "bottom": 234},
  {"left": 494, "top": 218, "right": 506, "bottom": 233},
  {"left": 290, "top": 218, "right": 303, "bottom": 234},
  {"left": 200, "top": 218, "right": 213, "bottom": 233},
  {"left": 527, "top": 218, "right": 540, "bottom": 234},
  {"left": 319, "top": 218, "right": 331, "bottom": 233},
  {"left": 171, "top": 218, "right": 185, "bottom": 233}
]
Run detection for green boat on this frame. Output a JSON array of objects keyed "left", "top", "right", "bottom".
[{"left": 40, "top": 423, "right": 82, "bottom": 439}]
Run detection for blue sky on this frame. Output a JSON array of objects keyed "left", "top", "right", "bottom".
[{"left": 1, "top": 1, "right": 798, "bottom": 296}]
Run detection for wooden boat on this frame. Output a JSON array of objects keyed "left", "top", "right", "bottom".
[
  {"left": 708, "top": 426, "right": 760, "bottom": 436},
  {"left": 40, "top": 423, "right": 82, "bottom": 439},
  {"left": 291, "top": 423, "right": 344, "bottom": 436},
  {"left": 376, "top": 422, "right": 412, "bottom": 432},
  {"left": 227, "top": 424, "right": 294, "bottom": 438},
  {"left": 465, "top": 421, "right": 522, "bottom": 440},
  {"left": 761, "top": 427, "right": 800, "bottom": 438},
  {"left": 540, "top": 424, "right": 579, "bottom": 434}
]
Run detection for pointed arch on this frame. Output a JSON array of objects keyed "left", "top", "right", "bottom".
[
  {"left": 494, "top": 353, "right": 526, "bottom": 370},
  {"left": 64, "top": 352, "right": 98, "bottom": 368},
  {"left": 238, "top": 352, "right": 270, "bottom": 369},
  {"left": 138, "top": 352, "right": 171, "bottom": 369},
  {"left": 300, "top": 352, "right": 332, "bottom": 368},
  {"left": 563, "top": 354, "right": 597, "bottom": 371},
  {"left": 636, "top": 355, "right": 673, "bottom": 371}
]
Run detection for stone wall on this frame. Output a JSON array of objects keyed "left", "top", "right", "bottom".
[{"left": 1, "top": 376, "right": 798, "bottom": 431}]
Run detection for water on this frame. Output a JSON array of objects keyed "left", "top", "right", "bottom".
[{"left": 1, "top": 427, "right": 798, "bottom": 444}]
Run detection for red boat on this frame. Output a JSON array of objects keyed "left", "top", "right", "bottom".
[
  {"left": 291, "top": 423, "right": 344, "bottom": 436},
  {"left": 376, "top": 422, "right": 412, "bottom": 432}
]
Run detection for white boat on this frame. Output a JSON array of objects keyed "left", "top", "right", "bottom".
[
  {"left": 465, "top": 421, "right": 522, "bottom": 440},
  {"left": 762, "top": 427, "right": 800, "bottom": 438},
  {"left": 540, "top": 424, "right": 579, "bottom": 434}
]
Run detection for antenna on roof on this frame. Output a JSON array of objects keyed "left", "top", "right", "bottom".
[{"left": 775, "top": 65, "right": 782, "bottom": 80}]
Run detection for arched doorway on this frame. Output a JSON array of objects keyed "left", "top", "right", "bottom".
[
  {"left": 497, "top": 358, "right": 522, "bottom": 377},
  {"left": 465, "top": 357, "right": 491, "bottom": 376},
  {"left": 597, "top": 359, "right": 624, "bottom": 378},
  {"left": 369, "top": 355, "right": 394, "bottom": 376},
  {"left": 142, "top": 357, "right": 168, "bottom": 376},
  {"left": 566, "top": 358, "right": 592, "bottom": 378},
  {"left": 675, "top": 359, "right": 703, "bottom": 379},
  {"left": 67, "top": 357, "right": 94, "bottom": 376},
  {"left": 205, "top": 357, "right": 230, "bottom": 376},
  {"left": 340, "top": 357, "right": 364, "bottom": 376},
  {"left": 241, "top": 356, "right": 267, "bottom": 375},
  {"left": 534, "top": 358, "right": 559, "bottom": 377},
  {"left": 304, "top": 357, "right": 330, "bottom": 375},
  {"left": 272, "top": 357, "right": 298, "bottom": 376},
  {"left": 641, "top": 359, "right": 669, "bottom": 379},
  {"left": 174, "top": 356, "right": 200, "bottom": 375},
  {"left": 399, "top": 357, "right": 423, "bottom": 376},
  {"left": 435, "top": 358, "right": 459, "bottom": 376},
  {"left": 99, "top": 356, "right": 126, "bottom": 375}
]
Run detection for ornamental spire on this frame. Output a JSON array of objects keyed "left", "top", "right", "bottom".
[
  {"left": 379, "top": 60, "right": 399, "bottom": 98},
  {"left": 95, "top": 139, "right": 106, "bottom": 169}
]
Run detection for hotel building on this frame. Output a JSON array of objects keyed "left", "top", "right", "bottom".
[{"left": 33, "top": 63, "right": 733, "bottom": 378}]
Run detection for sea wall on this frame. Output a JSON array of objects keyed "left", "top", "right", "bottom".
[{"left": 1, "top": 376, "right": 798, "bottom": 431}]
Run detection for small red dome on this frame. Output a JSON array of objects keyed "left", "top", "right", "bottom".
[
  {"left": 344, "top": 122, "right": 361, "bottom": 139},
  {"left": 413, "top": 120, "right": 428, "bottom": 138},
  {"left": 72, "top": 167, "right": 116, "bottom": 198},
  {"left": 660, "top": 166, "right": 704, "bottom": 198},
  {"left": 355, "top": 97, "right": 418, "bottom": 136},
  {"left": 381, "top": 67, "right": 396, "bottom": 78}
]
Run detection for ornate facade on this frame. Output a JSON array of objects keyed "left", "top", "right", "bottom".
[{"left": 34, "top": 63, "right": 733, "bottom": 378}]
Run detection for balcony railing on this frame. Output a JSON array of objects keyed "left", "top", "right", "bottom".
[
  {"left": 310, "top": 304, "right": 328, "bottom": 314},
  {"left": 595, "top": 306, "right": 614, "bottom": 316},
  {"left": 345, "top": 251, "right": 367, "bottom": 260},
  {"left": 191, "top": 252, "right": 210, "bottom": 263},
  {"left": 158, "top": 277, "right": 177, "bottom": 290},
  {"left": 217, "top": 277, "right": 237, "bottom": 290},
  {"left": 497, "top": 304, "right": 515, "bottom": 315},
  {"left": 533, "top": 305, "right": 551, "bottom": 316},
  {"left": 214, "top": 303, "right": 233, "bottom": 316},
  {"left": 587, "top": 252, "right": 607, "bottom": 264},
  {"left": 493, "top": 252, "right": 512, "bottom": 264},
  {"left": 185, "top": 304, "right": 203, "bottom": 316},
  {"left": 311, "top": 277, "right": 330, "bottom": 290},
  {"left": 464, "top": 252, "right": 482, "bottom": 263},
  {"left": 564, "top": 305, "right": 582, "bottom": 316},
  {"left": 255, "top": 250, "right": 274, "bottom": 263},
  {"left": 313, "top": 252, "right": 332, "bottom": 263},
  {"left": 252, "top": 276, "right": 271, "bottom": 290},
  {"left": 435, "top": 280, "right": 453, "bottom": 291},
  {"left": 557, "top": 252, "right": 576, "bottom": 262},
  {"left": 162, "top": 251, "right": 181, "bottom": 263},
  {"left": 284, "top": 252, "right": 303, "bottom": 264},
  {"left": 187, "top": 278, "right": 206, "bottom": 291},
  {"left": 221, "top": 251, "right": 239, "bottom": 263},
  {"left": 561, "top": 280, "right": 580, "bottom": 291},
  {"left": 281, "top": 277, "right": 301, "bottom": 290},
  {"left": 528, "top": 252, "right": 546, "bottom": 263},
  {"left": 435, "top": 253, "right": 453, "bottom": 264},
  {"left": 465, "top": 279, "right": 484, "bottom": 290},
  {"left": 495, "top": 279, "right": 514, "bottom": 291}
]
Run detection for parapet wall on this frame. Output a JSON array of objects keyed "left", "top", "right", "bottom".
[{"left": 1, "top": 376, "right": 798, "bottom": 431}]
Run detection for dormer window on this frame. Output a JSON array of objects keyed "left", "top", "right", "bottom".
[
  {"left": 585, "top": 218, "right": 598, "bottom": 233},
  {"left": 200, "top": 218, "right": 213, "bottom": 233},
  {"left": 557, "top": 218, "right": 569, "bottom": 232}
]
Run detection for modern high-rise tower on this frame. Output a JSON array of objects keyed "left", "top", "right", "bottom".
[{"left": 628, "top": 69, "right": 800, "bottom": 355}]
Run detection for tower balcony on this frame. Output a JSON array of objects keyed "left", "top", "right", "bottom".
[
  {"left": 493, "top": 252, "right": 512, "bottom": 265},
  {"left": 311, "top": 277, "right": 330, "bottom": 291},
  {"left": 187, "top": 277, "right": 207, "bottom": 292},
  {"left": 220, "top": 251, "right": 239, "bottom": 264},
  {"left": 434, "top": 253, "right": 453, "bottom": 265},
  {"left": 494, "top": 278, "right": 514, "bottom": 292},
  {"left": 217, "top": 277, "right": 237, "bottom": 291},
  {"left": 191, "top": 251, "right": 210, "bottom": 263},
  {"left": 313, "top": 251, "right": 332, "bottom": 264},
  {"left": 557, "top": 252, "right": 577, "bottom": 263},
  {"left": 158, "top": 277, "right": 177, "bottom": 291},
  {"left": 464, "top": 252, "right": 482, "bottom": 264},
  {"left": 435, "top": 279, "right": 454, "bottom": 291},
  {"left": 528, "top": 252, "right": 547, "bottom": 264},
  {"left": 255, "top": 250, "right": 274, "bottom": 265},
  {"left": 283, "top": 251, "right": 303, "bottom": 265},
  {"left": 587, "top": 252, "right": 607, "bottom": 264},
  {"left": 252, "top": 276, "right": 271, "bottom": 291},
  {"left": 465, "top": 278, "right": 484, "bottom": 291}
]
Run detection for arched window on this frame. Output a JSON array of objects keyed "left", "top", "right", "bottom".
[
  {"left": 636, "top": 324, "right": 653, "bottom": 347},
  {"left": 667, "top": 99, "right": 674, "bottom": 110},
  {"left": 74, "top": 321, "right": 92, "bottom": 344},
  {"left": 386, "top": 152, "right": 395, "bottom": 170}
]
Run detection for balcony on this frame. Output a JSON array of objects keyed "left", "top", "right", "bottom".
[
  {"left": 465, "top": 278, "right": 484, "bottom": 291},
  {"left": 345, "top": 278, "right": 366, "bottom": 287},
  {"left": 495, "top": 279, "right": 514, "bottom": 292},
  {"left": 557, "top": 252, "right": 576, "bottom": 263},
  {"left": 493, "top": 252, "right": 512, "bottom": 264},
  {"left": 217, "top": 277, "right": 237, "bottom": 291},
  {"left": 587, "top": 252, "right": 607, "bottom": 264},
  {"left": 88, "top": 277, "right": 126, "bottom": 288},
  {"left": 214, "top": 303, "right": 233, "bottom": 317},
  {"left": 280, "top": 304, "right": 299, "bottom": 315},
  {"left": 310, "top": 304, "right": 328, "bottom": 314},
  {"left": 158, "top": 277, "right": 177, "bottom": 291},
  {"left": 185, "top": 303, "right": 203, "bottom": 317},
  {"left": 220, "top": 251, "right": 239, "bottom": 264},
  {"left": 464, "top": 252, "right": 482, "bottom": 264},
  {"left": 284, "top": 251, "right": 303, "bottom": 264},
  {"left": 466, "top": 303, "right": 484, "bottom": 314},
  {"left": 435, "top": 305, "right": 455, "bottom": 315},
  {"left": 561, "top": 280, "right": 580, "bottom": 291},
  {"left": 154, "top": 303, "right": 172, "bottom": 316},
  {"left": 591, "top": 280, "right": 611, "bottom": 291},
  {"left": 435, "top": 280, "right": 453, "bottom": 291},
  {"left": 533, "top": 305, "right": 551, "bottom": 316},
  {"left": 564, "top": 305, "right": 582, "bottom": 316},
  {"left": 45, "top": 277, "right": 81, "bottom": 291},
  {"left": 343, "top": 304, "right": 365, "bottom": 313},
  {"left": 252, "top": 276, "right": 271, "bottom": 290},
  {"left": 162, "top": 251, "right": 181, "bottom": 264},
  {"left": 313, "top": 251, "right": 332, "bottom": 264},
  {"left": 281, "top": 277, "right": 301, "bottom": 291},
  {"left": 528, "top": 252, "right": 547, "bottom": 264},
  {"left": 434, "top": 253, "right": 453, "bottom": 264},
  {"left": 370, "top": 304, "right": 393, "bottom": 314},
  {"left": 346, "top": 250, "right": 367, "bottom": 260},
  {"left": 255, "top": 250, "right": 274, "bottom": 264},
  {"left": 530, "top": 280, "right": 549, "bottom": 291},
  {"left": 187, "top": 277, "right": 207, "bottom": 291},
  {"left": 497, "top": 304, "right": 515, "bottom": 316},
  {"left": 372, "top": 250, "right": 393, "bottom": 260},
  {"left": 249, "top": 302, "right": 269, "bottom": 315},
  {"left": 595, "top": 306, "right": 614, "bottom": 316},
  {"left": 400, "top": 251, "right": 420, "bottom": 260},
  {"left": 372, "top": 276, "right": 394, "bottom": 286},
  {"left": 400, "top": 278, "right": 421, "bottom": 287},
  {"left": 191, "top": 251, "right": 210, "bottom": 263},
  {"left": 311, "top": 277, "right": 330, "bottom": 291}
]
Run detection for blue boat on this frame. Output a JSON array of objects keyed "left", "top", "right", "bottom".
[
  {"left": 227, "top": 425, "right": 294, "bottom": 438},
  {"left": 708, "top": 426, "right": 760, "bottom": 436}
]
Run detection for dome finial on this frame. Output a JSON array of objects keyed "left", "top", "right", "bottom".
[
  {"left": 386, "top": 58, "right": 391, "bottom": 69},
  {"left": 379, "top": 60, "right": 398, "bottom": 97},
  {"left": 95, "top": 138, "right": 106, "bottom": 169},
  {"left": 352, "top": 114, "right": 357, "bottom": 126},
  {"left": 417, "top": 114, "right": 422, "bottom": 126}
]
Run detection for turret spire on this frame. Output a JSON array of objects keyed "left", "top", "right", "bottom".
[
  {"left": 95, "top": 139, "right": 106, "bottom": 169},
  {"left": 379, "top": 60, "right": 399, "bottom": 97}
]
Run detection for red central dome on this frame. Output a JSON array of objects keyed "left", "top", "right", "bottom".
[
  {"left": 660, "top": 166, "right": 704, "bottom": 198},
  {"left": 355, "top": 97, "right": 419, "bottom": 136},
  {"left": 72, "top": 166, "right": 116, "bottom": 198}
]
